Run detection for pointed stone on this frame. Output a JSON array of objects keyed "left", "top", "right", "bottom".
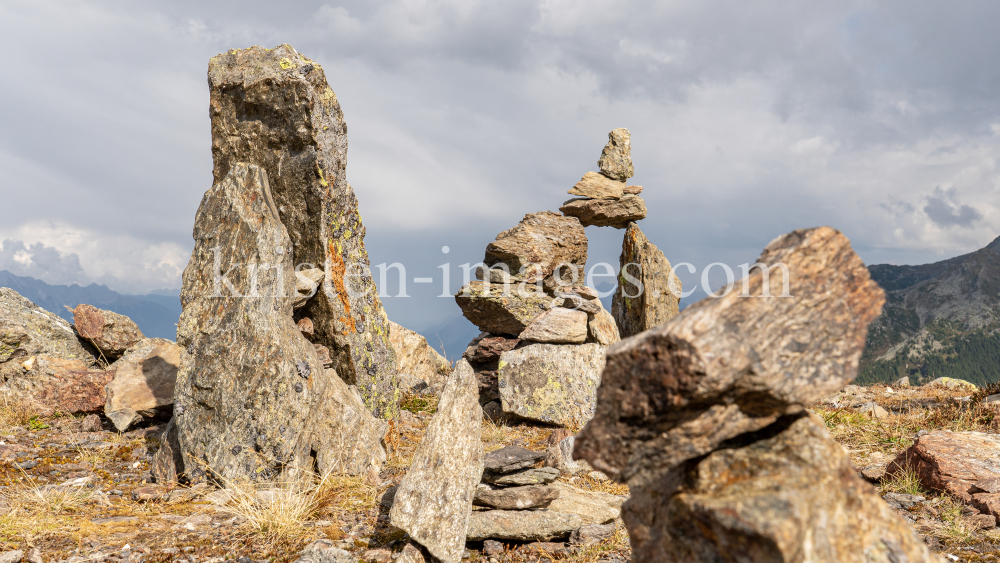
[
  {"left": 175, "top": 163, "right": 386, "bottom": 484},
  {"left": 208, "top": 44, "right": 398, "bottom": 418},
  {"left": 597, "top": 128, "right": 634, "bottom": 181},
  {"left": 611, "top": 223, "right": 681, "bottom": 338},
  {"left": 390, "top": 360, "right": 483, "bottom": 563}
]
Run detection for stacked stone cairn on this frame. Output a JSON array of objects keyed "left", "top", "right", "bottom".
[{"left": 454, "top": 211, "right": 619, "bottom": 428}]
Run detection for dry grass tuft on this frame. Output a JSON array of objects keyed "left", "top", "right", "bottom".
[
  {"left": 215, "top": 470, "right": 375, "bottom": 543},
  {"left": 0, "top": 395, "right": 35, "bottom": 433},
  {"left": 878, "top": 465, "right": 926, "bottom": 496}
]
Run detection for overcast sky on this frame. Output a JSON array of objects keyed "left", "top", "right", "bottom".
[{"left": 2, "top": 1, "right": 999, "bottom": 332}]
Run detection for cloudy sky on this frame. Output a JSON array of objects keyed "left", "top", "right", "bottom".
[{"left": 2, "top": 1, "right": 999, "bottom": 332}]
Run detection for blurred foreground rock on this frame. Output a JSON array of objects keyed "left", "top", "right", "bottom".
[{"left": 576, "top": 226, "right": 936, "bottom": 561}]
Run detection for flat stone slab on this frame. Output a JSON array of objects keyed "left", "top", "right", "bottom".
[
  {"left": 547, "top": 481, "right": 624, "bottom": 525},
  {"left": 483, "top": 467, "right": 560, "bottom": 486},
  {"left": 483, "top": 445, "right": 546, "bottom": 474},
  {"left": 518, "top": 308, "right": 587, "bottom": 344},
  {"left": 466, "top": 509, "right": 583, "bottom": 541},
  {"left": 474, "top": 484, "right": 560, "bottom": 510},
  {"left": 559, "top": 194, "right": 647, "bottom": 228}
]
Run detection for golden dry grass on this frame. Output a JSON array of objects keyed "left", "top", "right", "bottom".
[{"left": 0, "top": 395, "right": 35, "bottom": 434}]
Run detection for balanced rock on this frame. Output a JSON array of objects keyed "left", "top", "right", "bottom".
[
  {"left": 175, "top": 163, "right": 387, "bottom": 483},
  {"left": 620, "top": 415, "right": 935, "bottom": 563},
  {"left": 575, "top": 227, "right": 886, "bottom": 486},
  {"left": 466, "top": 510, "right": 583, "bottom": 542},
  {"left": 886, "top": 430, "right": 1000, "bottom": 502},
  {"left": 484, "top": 445, "right": 546, "bottom": 473},
  {"left": 208, "top": 44, "right": 398, "bottom": 418},
  {"left": 390, "top": 359, "right": 483, "bottom": 563},
  {"left": 388, "top": 321, "right": 452, "bottom": 389},
  {"left": 483, "top": 212, "right": 587, "bottom": 283},
  {"left": 0, "top": 288, "right": 94, "bottom": 365},
  {"left": 498, "top": 343, "right": 606, "bottom": 428},
  {"left": 597, "top": 128, "right": 634, "bottom": 182},
  {"left": 518, "top": 308, "right": 587, "bottom": 344},
  {"left": 587, "top": 307, "right": 620, "bottom": 346},
  {"left": 559, "top": 194, "right": 647, "bottom": 228},
  {"left": 483, "top": 466, "right": 560, "bottom": 486},
  {"left": 454, "top": 281, "right": 550, "bottom": 336},
  {"left": 72, "top": 304, "right": 145, "bottom": 360},
  {"left": 611, "top": 223, "right": 681, "bottom": 338},
  {"left": 104, "top": 338, "right": 179, "bottom": 431},
  {"left": 568, "top": 172, "right": 625, "bottom": 200},
  {"left": 474, "top": 484, "right": 559, "bottom": 510}
]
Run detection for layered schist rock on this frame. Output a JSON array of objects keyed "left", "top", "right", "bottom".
[
  {"left": 175, "top": 163, "right": 386, "bottom": 484},
  {"left": 559, "top": 128, "right": 647, "bottom": 229},
  {"left": 104, "top": 338, "right": 179, "bottom": 431},
  {"left": 597, "top": 128, "right": 634, "bottom": 182},
  {"left": 611, "top": 223, "right": 681, "bottom": 338},
  {"left": 574, "top": 227, "right": 935, "bottom": 562},
  {"left": 207, "top": 44, "right": 398, "bottom": 418},
  {"left": 483, "top": 212, "right": 587, "bottom": 284},
  {"left": 886, "top": 430, "right": 1000, "bottom": 502},
  {"left": 390, "top": 360, "right": 483, "bottom": 563},
  {"left": 72, "top": 304, "right": 145, "bottom": 360},
  {"left": 0, "top": 355, "right": 112, "bottom": 415},
  {"left": 559, "top": 195, "right": 647, "bottom": 228}
]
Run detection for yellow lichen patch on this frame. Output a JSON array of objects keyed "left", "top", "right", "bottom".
[{"left": 279, "top": 58, "right": 293, "bottom": 70}]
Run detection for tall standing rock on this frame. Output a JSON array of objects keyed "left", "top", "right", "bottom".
[
  {"left": 175, "top": 163, "right": 387, "bottom": 483},
  {"left": 576, "top": 227, "right": 886, "bottom": 486},
  {"left": 390, "top": 360, "right": 484, "bottom": 563},
  {"left": 611, "top": 223, "right": 680, "bottom": 338},
  {"left": 207, "top": 44, "right": 398, "bottom": 418}
]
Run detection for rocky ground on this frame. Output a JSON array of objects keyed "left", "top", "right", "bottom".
[
  {"left": 0, "top": 390, "right": 629, "bottom": 563},
  {"left": 3, "top": 380, "right": 1000, "bottom": 562}
]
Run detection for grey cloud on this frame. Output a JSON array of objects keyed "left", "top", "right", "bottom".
[
  {"left": 0, "top": 240, "right": 87, "bottom": 286},
  {"left": 924, "top": 192, "right": 982, "bottom": 228}
]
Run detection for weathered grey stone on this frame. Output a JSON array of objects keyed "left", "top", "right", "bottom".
[
  {"left": 621, "top": 415, "right": 935, "bottom": 563},
  {"left": 484, "top": 445, "right": 546, "bottom": 473},
  {"left": 483, "top": 466, "right": 559, "bottom": 486},
  {"left": 395, "top": 543, "right": 426, "bottom": 563},
  {"left": 473, "top": 484, "right": 560, "bottom": 510},
  {"left": 859, "top": 401, "right": 889, "bottom": 419},
  {"left": 80, "top": 413, "right": 102, "bottom": 433},
  {"left": 518, "top": 308, "right": 587, "bottom": 344},
  {"left": 597, "top": 128, "right": 634, "bottom": 182},
  {"left": 894, "top": 376, "right": 910, "bottom": 388},
  {"left": 104, "top": 338, "right": 179, "bottom": 432},
  {"left": 547, "top": 480, "right": 623, "bottom": 525},
  {"left": 498, "top": 343, "right": 606, "bottom": 428},
  {"left": 575, "top": 227, "right": 886, "bottom": 487},
  {"left": 466, "top": 509, "right": 583, "bottom": 541},
  {"left": 293, "top": 539, "right": 357, "bottom": 563},
  {"left": 611, "top": 223, "right": 681, "bottom": 338},
  {"left": 568, "top": 172, "right": 625, "bottom": 200},
  {"left": 0, "top": 550, "right": 23, "bottom": 563},
  {"left": 151, "top": 417, "right": 184, "bottom": 485},
  {"left": 559, "top": 195, "right": 647, "bottom": 228},
  {"left": 390, "top": 359, "right": 483, "bottom": 563},
  {"left": 292, "top": 267, "right": 325, "bottom": 310},
  {"left": 0, "top": 288, "right": 94, "bottom": 365},
  {"left": 175, "top": 163, "right": 386, "bottom": 484},
  {"left": 72, "top": 304, "right": 145, "bottom": 360},
  {"left": 483, "top": 211, "right": 587, "bottom": 283},
  {"left": 455, "top": 282, "right": 550, "bottom": 336},
  {"left": 568, "top": 523, "right": 615, "bottom": 546},
  {"left": 208, "top": 44, "right": 399, "bottom": 418},
  {"left": 388, "top": 321, "right": 452, "bottom": 389}
]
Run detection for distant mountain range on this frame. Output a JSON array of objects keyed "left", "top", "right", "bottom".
[
  {"left": 0, "top": 270, "right": 181, "bottom": 340},
  {"left": 857, "top": 236, "right": 1000, "bottom": 386}
]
